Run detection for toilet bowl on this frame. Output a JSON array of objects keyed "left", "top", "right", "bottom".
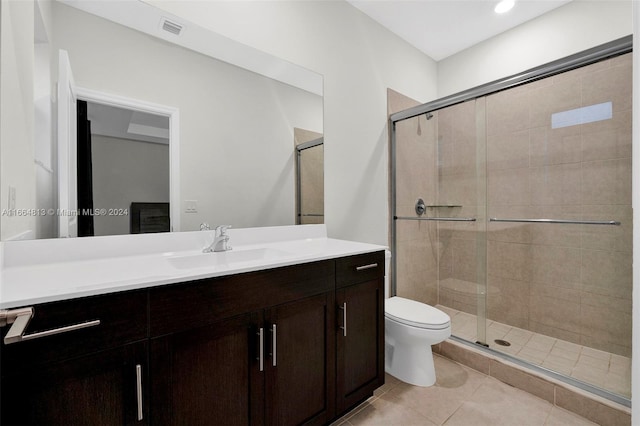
[
  {"left": 383, "top": 250, "right": 451, "bottom": 387},
  {"left": 384, "top": 296, "right": 451, "bottom": 386}
]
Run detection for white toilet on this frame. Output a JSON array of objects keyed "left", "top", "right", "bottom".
[{"left": 384, "top": 252, "right": 451, "bottom": 387}]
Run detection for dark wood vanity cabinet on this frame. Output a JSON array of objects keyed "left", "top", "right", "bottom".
[
  {"left": 0, "top": 291, "right": 149, "bottom": 426},
  {"left": 0, "top": 250, "right": 385, "bottom": 425},
  {"left": 148, "top": 260, "right": 337, "bottom": 425},
  {"left": 335, "top": 252, "right": 386, "bottom": 414}
]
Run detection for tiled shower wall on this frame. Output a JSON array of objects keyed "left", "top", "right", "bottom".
[
  {"left": 393, "top": 53, "right": 633, "bottom": 358},
  {"left": 390, "top": 89, "right": 439, "bottom": 306},
  {"left": 483, "top": 54, "right": 632, "bottom": 357}
]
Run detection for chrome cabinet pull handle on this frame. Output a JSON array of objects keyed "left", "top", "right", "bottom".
[
  {"left": 0, "top": 307, "right": 100, "bottom": 345},
  {"left": 339, "top": 303, "right": 347, "bottom": 337},
  {"left": 356, "top": 263, "right": 378, "bottom": 271},
  {"left": 271, "top": 324, "right": 277, "bottom": 367},
  {"left": 136, "top": 364, "right": 143, "bottom": 421},
  {"left": 257, "top": 327, "right": 264, "bottom": 371},
  {"left": 19, "top": 320, "right": 101, "bottom": 343}
]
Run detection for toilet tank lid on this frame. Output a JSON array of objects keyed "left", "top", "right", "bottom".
[{"left": 385, "top": 296, "right": 450, "bottom": 326}]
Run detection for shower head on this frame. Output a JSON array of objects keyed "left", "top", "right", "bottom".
[{"left": 425, "top": 113, "right": 434, "bottom": 120}]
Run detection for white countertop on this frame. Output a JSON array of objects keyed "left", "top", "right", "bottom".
[{"left": 0, "top": 225, "right": 387, "bottom": 309}]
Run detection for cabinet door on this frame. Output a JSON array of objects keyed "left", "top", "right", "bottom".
[
  {"left": 150, "top": 313, "right": 264, "bottom": 426},
  {"left": 336, "top": 279, "right": 385, "bottom": 413},
  {"left": 265, "top": 292, "right": 335, "bottom": 426},
  {"left": 1, "top": 341, "right": 148, "bottom": 426}
]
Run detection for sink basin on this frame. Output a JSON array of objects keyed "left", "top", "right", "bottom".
[{"left": 168, "top": 248, "right": 293, "bottom": 270}]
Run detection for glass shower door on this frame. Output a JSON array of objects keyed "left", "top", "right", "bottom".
[
  {"left": 484, "top": 53, "right": 632, "bottom": 398},
  {"left": 392, "top": 99, "right": 488, "bottom": 346}
]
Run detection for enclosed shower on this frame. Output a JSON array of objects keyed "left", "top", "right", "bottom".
[{"left": 390, "top": 37, "right": 632, "bottom": 405}]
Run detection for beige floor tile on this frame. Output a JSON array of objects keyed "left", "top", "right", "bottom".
[
  {"left": 373, "top": 374, "right": 402, "bottom": 397},
  {"left": 549, "top": 346, "right": 580, "bottom": 362},
  {"left": 526, "top": 334, "right": 556, "bottom": 353},
  {"left": 347, "top": 395, "right": 438, "bottom": 426},
  {"left": 576, "top": 354, "right": 609, "bottom": 371},
  {"left": 603, "top": 372, "right": 632, "bottom": 398},
  {"left": 552, "top": 339, "right": 582, "bottom": 354},
  {"left": 544, "top": 407, "right": 599, "bottom": 426},
  {"left": 439, "top": 306, "right": 631, "bottom": 398},
  {"left": 493, "top": 341, "right": 523, "bottom": 356},
  {"left": 504, "top": 327, "right": 534, "bottom": 346},
  {"left": 570, "top": 365, "right": 606, "bottom": 388},
  {"left": 382, "top": 356, "right": 490, "bottom": 425},
  {"left": 541, "top": 359, "right": 574, "bottom": 376},
  {"left": 488, "top": 320, "right": 512, "bottom": 334},
  {"left": 580, "top": 346, "right": 611, "bottom": 360},
  {"left": 518, "top": 346, "right": 548, "bottom": 365},
  {"left": 443, "top": 378, "right": 553, "bottom": 426}
]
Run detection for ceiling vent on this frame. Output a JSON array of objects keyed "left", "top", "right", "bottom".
[{"left": 160, "top": 18, "right": 183, "bottom": 36}]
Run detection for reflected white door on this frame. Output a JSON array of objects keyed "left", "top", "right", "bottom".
[{"left": 57, "top": 49, "right": 78, "bottom": 238}]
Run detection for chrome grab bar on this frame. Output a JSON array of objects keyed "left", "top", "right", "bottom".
[
  {"left": 0, "top": 307, "right": 101, "bottom": 345},
  {"left": 489, "top": 218, "right": 621, "bottom": 226},
  {"left": 395, "top": 216, "right": 476, "bottom": 222}
]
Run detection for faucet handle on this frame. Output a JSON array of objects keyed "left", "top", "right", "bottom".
[
  {"left": 200, "top": 222, "right": 210, "bottom": 231},
  {"left": 215, "top": 225, "right": 232, "bottom": 235}
]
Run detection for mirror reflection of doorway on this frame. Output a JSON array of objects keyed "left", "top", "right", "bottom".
[
  {"left": 76, "top": 100, "right": 170, "bottom": 236},
  {"left": 295, "top": 128, "right": 324, "bottom": 225}
]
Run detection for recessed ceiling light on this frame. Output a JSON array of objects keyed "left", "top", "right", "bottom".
[{"left": 495, "top": 0, "right": 515, "bottom": 14}]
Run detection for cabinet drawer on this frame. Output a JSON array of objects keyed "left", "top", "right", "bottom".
[
  {"left": 150, "top": 260, "right": 335, "bottom": 337},
  {"left": 0, "top": 290, "right": 147, "bottom": 370},
  {"left": 336, "top": 251, "right": 385, "bottom": 288}
]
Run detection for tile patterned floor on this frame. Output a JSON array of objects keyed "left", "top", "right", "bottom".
[
  {"left": 333, "top": 356, "right": 598, "bottom": 426},
  {"left": 436, "top": 305, "right": 632, "bottom": 399}
]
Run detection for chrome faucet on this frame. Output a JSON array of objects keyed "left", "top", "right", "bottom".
[{"left": 203, "top": 225, "right": 232, "bottom": 253}]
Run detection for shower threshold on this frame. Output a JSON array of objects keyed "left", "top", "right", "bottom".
[{"left": 436, "top": 305, "right": 631, "bottom": 401}]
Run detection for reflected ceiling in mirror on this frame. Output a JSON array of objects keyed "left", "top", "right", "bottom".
[{"left": 0, "top": 0, "right": 323, "bottom": 241}]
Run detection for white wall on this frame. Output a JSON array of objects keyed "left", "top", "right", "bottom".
[
  {"left": 91, "top": 135, "right": 169, "bottom": 236},
  {"left": 145, "top": 0, "right": 439, "bottom": 245},
  {"left": 51, "top": 2, "right": 323, "bottom": 232},
  {"left": 438, "top": 0, "right": 632, "bottom": 97},
  {"left": 632, "top": 2, "right": 639, "bottom": 423},
  {"left": 0, "top": 0, "right": 37, "bottom": 240}
]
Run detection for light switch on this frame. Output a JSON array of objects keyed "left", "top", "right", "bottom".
[{"left": 185, "top": 200, "right": 198, "bottom": 213}]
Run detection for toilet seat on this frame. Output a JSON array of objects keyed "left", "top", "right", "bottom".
[{"left": 385, "top": 297, "right": 450, "bottom": 330}]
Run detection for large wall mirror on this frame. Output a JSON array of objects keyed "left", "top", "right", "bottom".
[{"left": 0, "top": 0, "right": 323, "bottom": 241}]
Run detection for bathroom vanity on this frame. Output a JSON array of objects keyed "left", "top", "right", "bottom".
[{"left": 0, "top": 225, "right": 385, "bottom": 425}]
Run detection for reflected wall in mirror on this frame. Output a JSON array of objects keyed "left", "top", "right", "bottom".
[
  {"left": 294, "top": 128, "right": 324, "bottom": 225},
  {"left": 0, "top": 0, "right": 323, "bottom": 241}
]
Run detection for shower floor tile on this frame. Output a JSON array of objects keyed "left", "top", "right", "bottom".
[{"left": 436, "top": 305, "right": 632, "bottom": 399}]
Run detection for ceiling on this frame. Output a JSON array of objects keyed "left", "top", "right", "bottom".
[
  {"left": 347, "top": 0, "right": 573, "bottom": 61},
  {"left": 87, "top": 102, "right": 170, "bottom": 145}
]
